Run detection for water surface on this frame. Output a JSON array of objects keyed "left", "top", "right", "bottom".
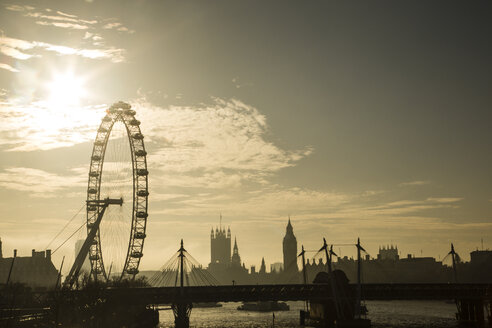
[{"left": 158, "top": 300, "right": 459, "bottom": 327}]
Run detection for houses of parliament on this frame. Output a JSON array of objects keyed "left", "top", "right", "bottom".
[
  {"left": 204, "top": 217, "right": 492, "bottom": 285},
  {"left": 207, "top": 218, "right": 303, "bottom": 284}
]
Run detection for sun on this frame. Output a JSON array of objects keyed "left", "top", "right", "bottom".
[{"left": 47, "top": 71, "right": 87, "bottom": 107}]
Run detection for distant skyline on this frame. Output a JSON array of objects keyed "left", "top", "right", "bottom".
[{"left": 0, "top": 0, "right": 491, "bottom": 272}]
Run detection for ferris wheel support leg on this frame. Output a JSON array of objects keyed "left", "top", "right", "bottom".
[{"left": 64, "top": 198, "right": 123, "bottom": 288}]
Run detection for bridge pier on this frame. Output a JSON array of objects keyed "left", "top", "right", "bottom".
[
  {"left": 488, "top": 301, "right": 492, "bottom": 323},
  {"left": 300, "top": 309, "right": 307, "bottom": 325},
  {"left": 456, "top": 299, "right": 486, "bottom": 325},
  {"left": 172, "top": 302, "right": 192, "bottom": 328}
]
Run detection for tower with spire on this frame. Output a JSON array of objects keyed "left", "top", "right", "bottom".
[
  {"left": 210, "top": 214, "right": 232, "bottom": 266},
  {"left": 231, "top": 237, "right": 241, "bottom": 266},
  {"left": 259, "top": 257, "right": 266, "bottom": 274},
  {"left": 283, "top": 217, "right": 298, "bottom": 273}
]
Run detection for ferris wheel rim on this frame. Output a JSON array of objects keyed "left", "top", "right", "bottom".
[{"left": 86, "top": 101, "right": 148, "bottom": 280}]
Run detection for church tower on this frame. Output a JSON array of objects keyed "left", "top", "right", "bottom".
[
  {"left": 231, "top": 237, "right": 241, "bottom": 266},
  {"left": 259, "top": 257, "right": 266, "bottom": 274},
  {"left": 283, "top": 218, "right": 298, "bottom": 273},
  {"left": 210, "top": 215, "right": 231, "bottom": 266}
]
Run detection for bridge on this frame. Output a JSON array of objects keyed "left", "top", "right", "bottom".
[
  {"left": 3, "top": 282, "right": 491, "bottom": 327},
  {"left": 53, "top": 233, "right": 492, "bottom": 327},
  {"left": 44, "top": 282, "right": 491, "bottom": 328},
  {"left": 65, "top": 283, "right": 492, "bottom": 305}
]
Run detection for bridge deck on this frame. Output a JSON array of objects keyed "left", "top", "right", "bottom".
[
  {"left": 62, "top": 283, "right": 492, "bottom": 305},
  {"left": 359, "top": 283, "right": 492, "bottom": 301}
]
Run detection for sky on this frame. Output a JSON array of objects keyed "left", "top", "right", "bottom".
[{"left": 0, "top": 0, "right": 491, "bottom": 273}]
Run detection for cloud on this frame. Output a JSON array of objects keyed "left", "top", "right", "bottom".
[
  {"left": 0, "top": 44, "right": 35, "bottom": 60},
  {"left": 102, "top": 21, "right": 135, "bottom": 34},
  {"left": 102, "top": 22, "right": 122, "bottom": 29},
  {"left": 359, "top": 197, "right": 462, "bottom": 217},
  {"left": 4, "top": 4, "right": 35, "bottom": 12},
  {"left": 5, "top": 4, "right": 97, "bottom": 28},
  {"left": 0, "top": 63, "right": 19, "bottom": 72},
  {"left": 0, "top": 37, "right": 35, "bottom": 50},
  {"left": 26, "top": 12, "right": 96, "bottom": 25},
  {"left": 133, "top": 98, "right": 312, "bottom": 183},
  {"left": 2, "top": 4, "right": 132, "bottom": 62},
  {"left": 4, "top": 3, "right": 133, "bottom": 40},
  {"left": 149, "top": 180, "right": 463, "bottom": 224},
  {"left": 0, "top": 36, "right": 125, "bottom": 63},
  {"left": 0, "top": 94, "right": 106, "bottom": 151},
  {"left": 426, "top": 197, "right": 463, "bottom": 203},
  {"left": 83, "top": 32, "right": 103, "bottom": 41},
  {"left": 152, "top": 193, "right": 191, "bottom": 202},
  {"left": 0, "top": 95, "right": 313, "bottom": 187},
  {"left": 7, "top": 4, "right": 135, "bottom": 34},
  {"left": 56, "top": 11, "right": 78, "bottom": 18},
  {"left": 0, "top": 167, "right": 85, "bottom": 197},
  {"left": 35, "top": 21, "right": 89, "bottom": 30},
  {"left": 399, "top": 180, "right": 431, "bottom": 187}
]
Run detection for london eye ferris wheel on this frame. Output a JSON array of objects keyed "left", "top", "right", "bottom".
[{"left": 86, "top": 101, "right": 148, "bottom": 280}]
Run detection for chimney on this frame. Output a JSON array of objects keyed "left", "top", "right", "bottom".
[
  {"left": 46, "top": 249, "right": 51, "bottom": 261},
  {"left": 14, "top": 249, "right": 17, "bottom": 257}
]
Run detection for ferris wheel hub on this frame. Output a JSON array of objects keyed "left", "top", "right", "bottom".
[{"left": 86, "top": 197, "right": 124, "bottom": 206}]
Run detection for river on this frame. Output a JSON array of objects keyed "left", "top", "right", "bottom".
[{"left": 158, "top": 300, "right": 460, "bottom": 327}]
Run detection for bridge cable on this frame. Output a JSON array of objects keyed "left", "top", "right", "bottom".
[
  {"left": 44, "top": 203, "right": 85, "bottom": 250},
  {"left": 149, "top": 248, "right": 220, "bottom": 287},
  {"left": 183, "top": 250, "right": 220, "bottom": 285},
  {"left": 52, "top": 221, "right": 87, "bottom": 255}
]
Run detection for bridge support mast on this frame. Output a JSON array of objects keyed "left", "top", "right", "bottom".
[
  {"left": 172, "top": 239, "right": 193, "bottom": 328},
  {"left": 298, "top": 245, "right": 309, "bottom": 325},
  {"left": 321, "top": 238, "right": 342, "bottom": 322},
  {"left": 448, "top": 243, "right": 487, "bottom": 325},
  {"left": 355, "top": 237, "right": 366, "bottom": 319}
]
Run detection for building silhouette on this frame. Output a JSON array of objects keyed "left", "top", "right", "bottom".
[
  {"left": 470, "top": 249, "right": 492, "bottom": 264},
  {"left": 210, "top": 221, "right": 231, "bottom": 267},
  {"left": 377, "top": 245, "right": 399, "bottom": 261},
  {"left": 270, "top": 262, "right": 283, "bottom": 273},
  {"left": 283, "top": 218, "right": 298, "bottom": 273},
  {"left": 231, "top": 237, "right": 241, "bottom": 267},
  {"left": 305, "top": 258, "right": 326, "bottom": 281},
  {"left": 200, "top": 220, "right": 492, "bottom": 285},
  {"left": 463, "top": 249, "right": 492, "bottom": 282},
  {"left": 0, "top": 240, "right": 58, "bottom": 288},
  {"left": 207, "top": 218, "right": 248, "bottom": 283},
  {"left": 259, "top": 257, "right": 266, "bottom": 274}
]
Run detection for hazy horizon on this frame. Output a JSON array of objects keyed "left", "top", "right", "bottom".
[{"left": 0, "top": 0, "right": 491, "bottom": 273}]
